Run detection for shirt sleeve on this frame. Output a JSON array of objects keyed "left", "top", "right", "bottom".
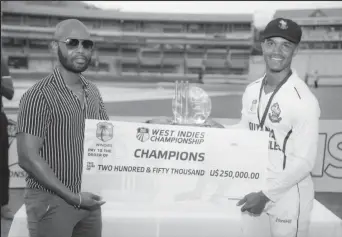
[
  {"left": 17, "top": 89, "right": 51, "bottom": 138},
  {"left": 98, "top": 92, "right": 109, "bottom": 121},
  {"left": 262, "top": 98, "right": 321, "bottom": 202}
]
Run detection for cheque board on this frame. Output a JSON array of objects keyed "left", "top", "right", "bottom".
[
  {"left": 81, "top": 119, "right": 269, "bottom": 203},
  {"left": 6, "top": 115, "right": 342, "bottom": 193}
]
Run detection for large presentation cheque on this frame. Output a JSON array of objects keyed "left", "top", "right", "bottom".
[
  {"left": 7, "top": 119, "right": 342, "bottom": 237},
  {"left": 82, "top": 119, "right": 269, "bottom": 204}
]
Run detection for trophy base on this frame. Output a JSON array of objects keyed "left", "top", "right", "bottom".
[{"left": 146, "top": 117, "right": 225, "bottom": 128}]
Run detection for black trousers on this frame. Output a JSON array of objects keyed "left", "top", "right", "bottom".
[{"left": 0, "top": 111, "right": 9, "bottom": 206}]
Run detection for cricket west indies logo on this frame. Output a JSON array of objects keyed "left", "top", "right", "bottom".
[
  {"left": 96, "top": 122, "right": 114, "bottom": 142},
  {"left": 136, "top": 127, "right": 150, "bottom": 142}
]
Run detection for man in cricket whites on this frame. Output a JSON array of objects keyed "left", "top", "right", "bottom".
[{"left": 235, "top": 18, "right": 320, "bottom": 237}]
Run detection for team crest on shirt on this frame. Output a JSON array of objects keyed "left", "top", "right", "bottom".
[
  {"left": 249, "top": 99, "right": 258, "bottom": 113},
  {"left": 268, "top": 102, "right": 282, "bottom": 123},
  {"left": 279, "top": 20, "right": 288, "bottom": 30},
  {"left": 96, "top": 122, "right": 114, "bottom": 142},
  {"left": 136, "top": 127, "right": 150, "bottom": 142}
]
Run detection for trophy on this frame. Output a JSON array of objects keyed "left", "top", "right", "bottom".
[
  {"left": 146, "top": 81, "right": 224, "bottom": 128},
  {"left": 172, "top": 80, "right": 212, "bottom": 126}
]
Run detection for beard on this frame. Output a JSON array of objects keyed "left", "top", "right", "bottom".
[{"left": 57, "top": 47, "right": 90, "bottom": 73}]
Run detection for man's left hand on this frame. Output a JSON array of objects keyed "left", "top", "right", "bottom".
[{"left": 236, "top": 191, "right": 270, "bottom": 215}]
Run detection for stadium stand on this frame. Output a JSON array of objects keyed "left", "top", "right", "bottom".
[
  {"left": 250, "top": 8, "right": 342, "bottom": 86},
  {"left": 1, "top": 1, "right": 254, "bottom": 83}
]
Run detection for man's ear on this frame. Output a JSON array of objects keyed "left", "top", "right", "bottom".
[{"left": 50, "top": 41, "right": 58, "bottom": 53}]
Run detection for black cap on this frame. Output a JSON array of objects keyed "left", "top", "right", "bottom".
[{"left": 262, "top": 18, "right": 302, "bottom": 44}]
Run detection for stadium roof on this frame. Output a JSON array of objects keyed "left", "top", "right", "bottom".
[
  {"left": 274, "top": 8, "right": 342, "bottom": 19},
  {"left": 2, "top": 1, "right": 253, "bottom": 23}
]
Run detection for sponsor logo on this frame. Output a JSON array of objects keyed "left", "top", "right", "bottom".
[
  {"left": 250, "top": 99, "right": 257, "bottom": 113},
  {"left": 96, "top": 122, "right": 114, "bottom": 142},
  {"left": 136, "top": 127, "right": 150, "bottom": 142},
  {"left": 268, "top": 102, "right": 282, "bottom": 123},
  {"left": 276, "top": 218, "right": 292, "bottom": 224},
  {"left": 148, "top": 129, "right": 205, "bottom": 145},
  {"left": 248, "top": 122, "right": 282, "bottom": 152},
  {"left": 8, "top": 162, "right": 28, "bottom": 179}
]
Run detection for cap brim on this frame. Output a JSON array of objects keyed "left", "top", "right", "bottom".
[{"left": 262, "top": 33, "right": 298, "bottom": 44}]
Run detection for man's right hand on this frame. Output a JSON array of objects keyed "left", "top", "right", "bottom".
[{"left": 68, "top": 192, "right": 106, "bottom": 210}]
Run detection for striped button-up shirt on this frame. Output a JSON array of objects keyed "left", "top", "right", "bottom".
[{"left": 17, "top": 67, "right": 109, "bottom": 193}]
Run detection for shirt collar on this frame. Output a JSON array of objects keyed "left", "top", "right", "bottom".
[
  {"left": 261, "top": 69, "right": 296, "bottom": 89},
  {"left": 52, "top": 67, "right": 90, "bottom": 90}
]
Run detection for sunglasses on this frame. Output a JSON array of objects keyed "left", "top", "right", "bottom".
[{"left": 58, "top": 38, "right": 94, "bottom": 50}]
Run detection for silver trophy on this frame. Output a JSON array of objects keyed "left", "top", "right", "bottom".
[
  {"left": 172, "top": 81, "right": 212, "bottom": 126},
  {"left": 146, "top": 81, "right": 224, "bottom": 128}
]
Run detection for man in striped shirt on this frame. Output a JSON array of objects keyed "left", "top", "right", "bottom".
[{"left": 17, "top": 19, "right": 108, "bottom": 237}]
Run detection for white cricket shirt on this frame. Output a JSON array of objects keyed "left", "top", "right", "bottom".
[{"left": 237, "top": 70, "right": 321, "bottom": 202}]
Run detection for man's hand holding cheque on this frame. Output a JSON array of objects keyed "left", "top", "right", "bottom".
[{"left": 237, "top": 191, "right": 270, "bottom": 215}]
